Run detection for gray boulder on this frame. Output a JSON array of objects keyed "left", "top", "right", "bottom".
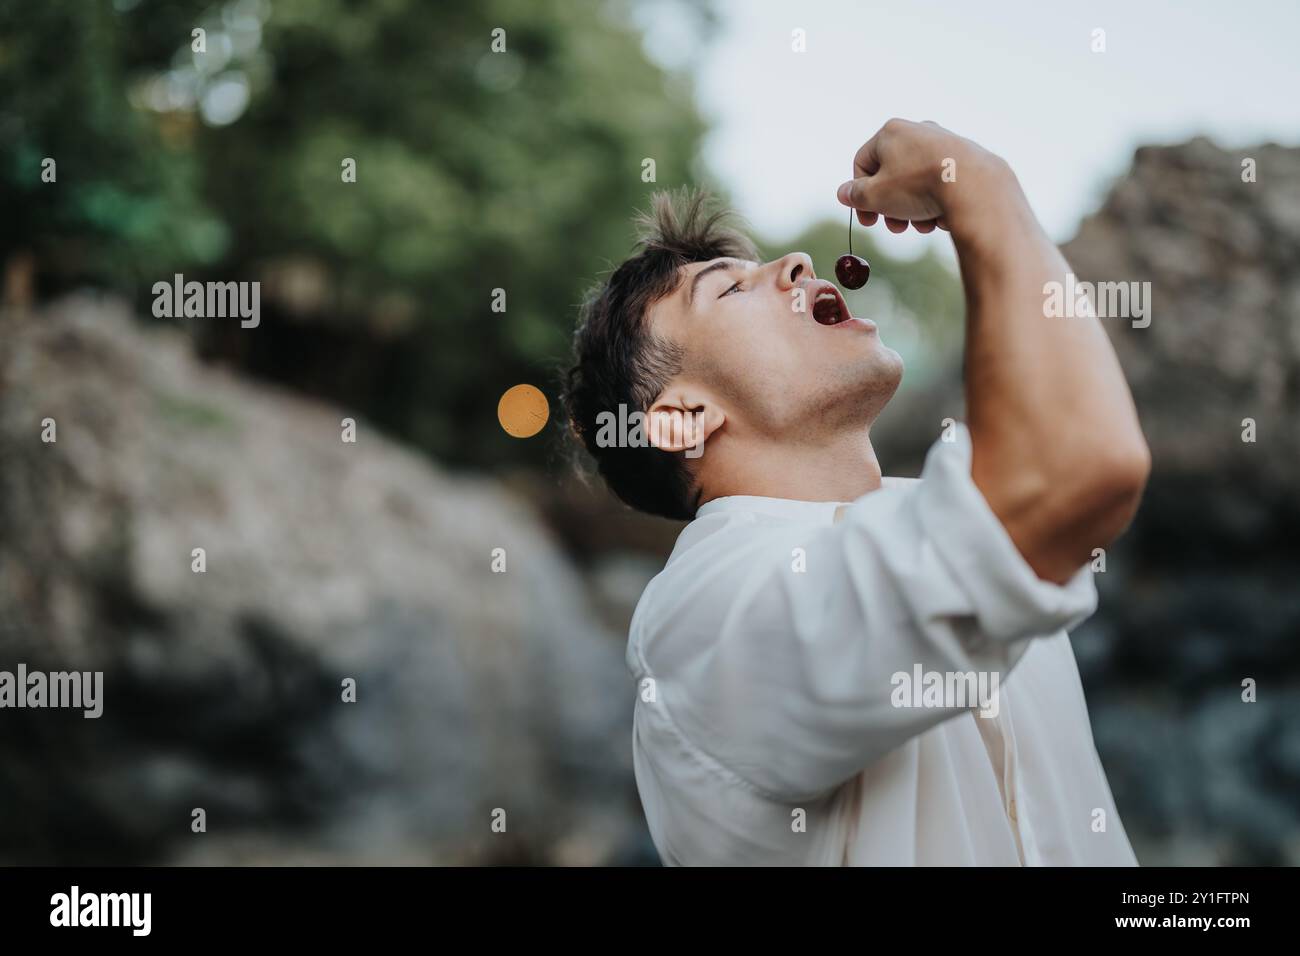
[
  {"left": 0, "top": 294, "right": 648, "bottom": 865},
  {"left": 1063, "top": 139, "right": 1300, "bottom": 865}
]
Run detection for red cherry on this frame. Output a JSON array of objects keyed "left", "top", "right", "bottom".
[{"left": 835, "top": 253, "right": 870, "bottom": 290}]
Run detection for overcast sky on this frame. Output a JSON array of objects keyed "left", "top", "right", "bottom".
[{"left": 638, "top": 0, "right": 1300, "bottom": 256}]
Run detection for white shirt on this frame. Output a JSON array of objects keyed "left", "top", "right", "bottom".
[{"left": 626, "top": 423, "right": 1137, "bottom": 866}]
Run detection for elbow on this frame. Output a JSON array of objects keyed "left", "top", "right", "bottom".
[
  {"left": 1105, "top": 433, "right": 1151, "bottom": 507},
  {"left": 974, "top": 428, "right": 1152, "bottom": 582},
  {"left": 1072, "top": 435, "right": 1152, "bottom": 543}
]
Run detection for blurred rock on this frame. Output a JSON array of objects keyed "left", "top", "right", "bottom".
[
  {"left": 1065, "top": 136, "right": 1300, "bottom": 518},
  {"left": 585, "top": 552, "right": 664, "bottom": 635},
  {"left": 0, "top": 294, "right": 650, "bottom": 865},
  {"left": 1065, "top": 138, "right": 1300, "bottom": 864}
]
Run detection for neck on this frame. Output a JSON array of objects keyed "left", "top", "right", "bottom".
[{"left": 700, "top": 428, "right": 883, "bottom": 505}]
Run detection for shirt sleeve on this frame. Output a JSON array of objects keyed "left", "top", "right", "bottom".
[{"left": 636, "top": 422, "right": 1098, "bottom": 802}]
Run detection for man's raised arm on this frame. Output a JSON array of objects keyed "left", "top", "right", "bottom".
[{"left": 837, "top": 119, "right": 1150, "bottom": 583}]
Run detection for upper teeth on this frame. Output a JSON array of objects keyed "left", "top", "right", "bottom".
[{"left": 816, "top": 292, "right": 836, "bottom": 302}]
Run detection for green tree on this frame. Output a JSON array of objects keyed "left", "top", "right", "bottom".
[
  {"left": 185, "top": 0, "right": 713, "bottom": 465},
  {"left": 0, "top": 0, "right": 221, "bottom": 294},
  {"left": 3, "top": 0, "right": 714, "bottom": 470}
]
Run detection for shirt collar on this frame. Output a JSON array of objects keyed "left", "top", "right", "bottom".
[
  {"left": 694, "top": 478, "right": 916, "bottom": 525},
  {"left": 694, "top": 495, "right": 849, "bottom": 525}
]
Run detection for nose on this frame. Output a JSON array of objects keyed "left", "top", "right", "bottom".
[{"left": 773, "top": 252, "right": 815, "bottom": 291}]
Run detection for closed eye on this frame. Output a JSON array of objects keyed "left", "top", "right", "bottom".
[{"left": 718, "top": 281, "right": 742, "bottom": 298}]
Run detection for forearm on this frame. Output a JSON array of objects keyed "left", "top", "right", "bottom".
[{"left": 948, "top": 160, "right": 1149, "bottom": 582}]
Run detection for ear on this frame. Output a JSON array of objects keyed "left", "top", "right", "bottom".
[{"left": 646, "top": 390, "right": 724, "bottom": 454}]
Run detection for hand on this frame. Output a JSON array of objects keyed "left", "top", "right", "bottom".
[{"left": 836, "top": 119, "right": 1013, "bottom": 236}]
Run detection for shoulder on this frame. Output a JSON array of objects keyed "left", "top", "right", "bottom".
[{"left": 627, "top": 510, "right": 818, "bottom": 674}]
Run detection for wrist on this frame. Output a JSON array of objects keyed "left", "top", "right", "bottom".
[{"left": 942, "top": 154, "right": 1037, "bottom": 249}]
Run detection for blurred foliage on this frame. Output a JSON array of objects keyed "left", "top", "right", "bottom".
[
  {"left": 1, "top": 0, "right": 715, "bottom": 467},
  {"left": 0, "top": 0, "right": 225, "bottom": 286},
  {"left": 186, "top": 0, "right": 718, "bottom": 462},
  {"left": 1, "top": 0, "right": 960, "bottom": 469}
]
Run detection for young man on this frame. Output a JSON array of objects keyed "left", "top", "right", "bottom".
[{"left": 562, "top": 119, "right": 1150, "bottom": 865}]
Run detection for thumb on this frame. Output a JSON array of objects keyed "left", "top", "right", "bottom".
[
  {"left": 836, "top": 175, "right": 865, "bottom": 209},
  {"left": 837, "top": 173, "right": 888, "bottom": 213}
]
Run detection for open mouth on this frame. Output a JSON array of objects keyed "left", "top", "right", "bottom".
[{"left": 809, "top": 280, "right": 852, "bottom": 325}]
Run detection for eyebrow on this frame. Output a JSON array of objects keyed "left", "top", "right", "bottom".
[{"left": 687, "top": 259, "right": 741, "bottom": 307}]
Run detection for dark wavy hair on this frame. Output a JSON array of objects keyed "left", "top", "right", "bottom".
[{"left": 561, "top": 189, "right": 757, "bottom": 520}]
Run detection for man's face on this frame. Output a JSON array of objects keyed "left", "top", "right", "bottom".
[{"left": 647, "top": 252, "right": 903, "bottom": 443}]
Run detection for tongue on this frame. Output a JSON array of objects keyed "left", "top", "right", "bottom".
[{"left": 813, "top": 297, "right": 841, "bottom": 325}]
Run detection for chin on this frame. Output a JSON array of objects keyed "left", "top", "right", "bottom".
[
  {"left": 859, "top": 339, "right": 903, "bottom": 393},
  {"left": 798, "top": 349, "right": 904, "bottom": 432},
  {"left": 876, "top": 344, "right": 905, "bottom": 395},
  {"left": 850, "top": 345, "right": 904, "bottom": 423}
]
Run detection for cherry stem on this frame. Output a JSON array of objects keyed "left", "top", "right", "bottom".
[{"left": 848, "top": 208, "right": 854, "bottom": 256}]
